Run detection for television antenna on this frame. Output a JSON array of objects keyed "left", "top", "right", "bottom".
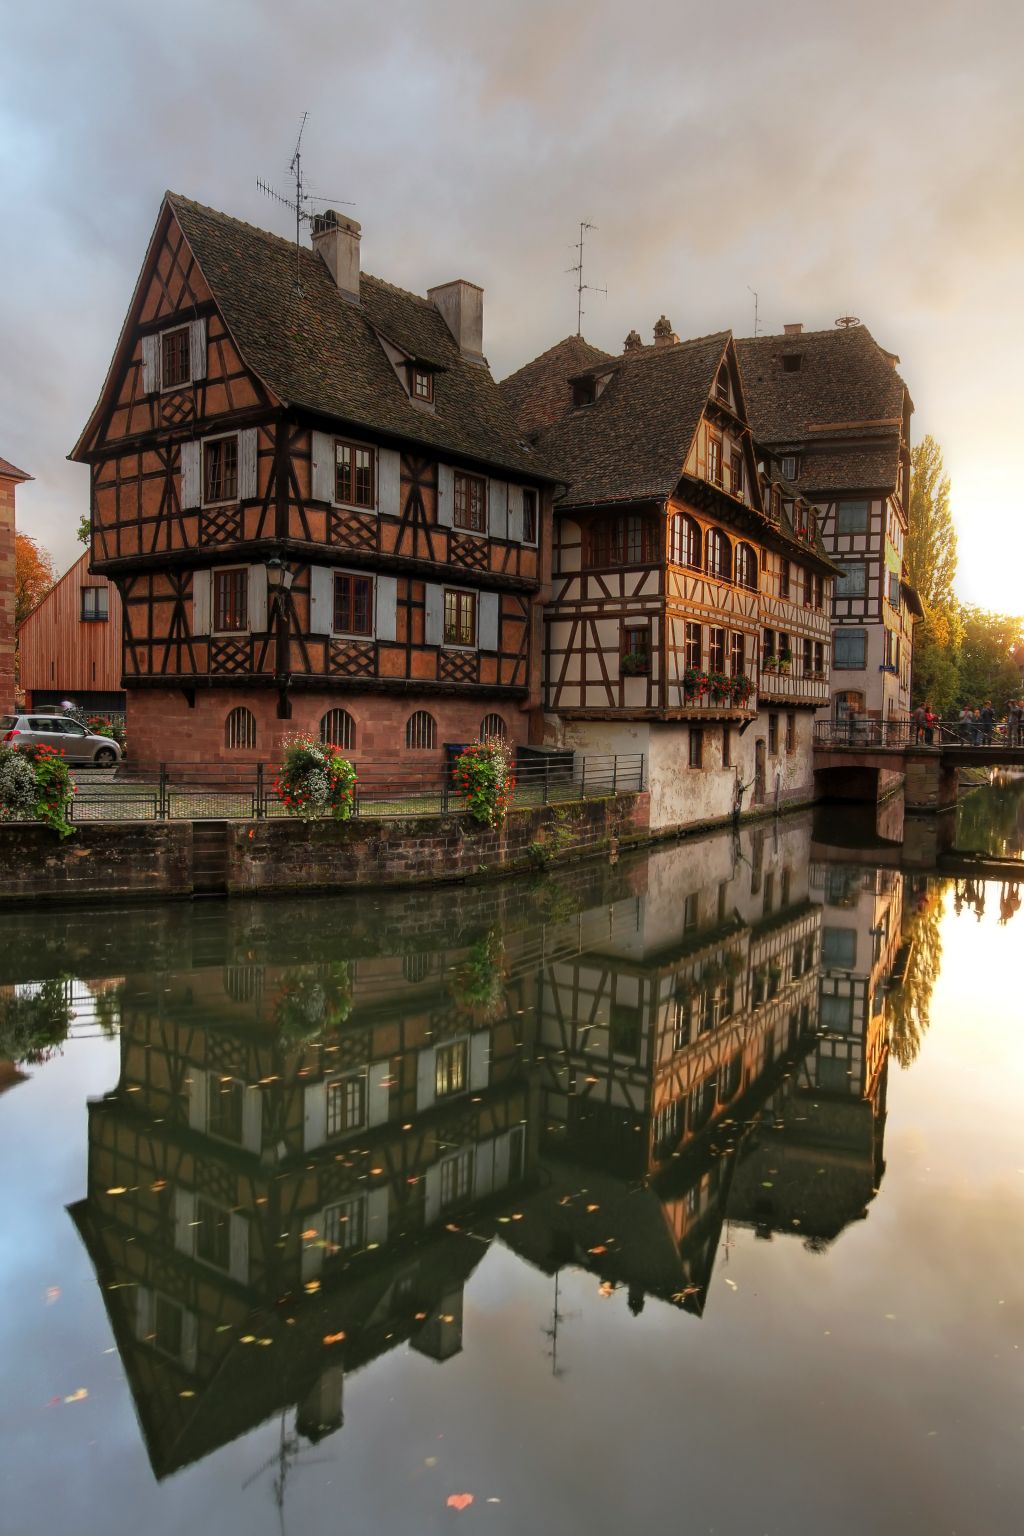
[
  {"left": 257, "top": 113, "right": 353, "bottom": 296},
  {"left": 747, "top": 286, "right": 760, "bottom": 337},
  {"left": 567, "top": 220, "right": 607, "bottom": 337}
]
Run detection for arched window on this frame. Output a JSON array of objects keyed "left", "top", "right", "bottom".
[
  {"left": 480, "top": 713, "right": 507, "bottom": 740},
  {"left": 706, "top": 528, "right": 732, "bottom": 581},
  {"left": 320, "top": 708, "right": 356, "bottom": 750},
  {"left": 225, "top": 707, "right": 256, "bottom": 750},
  {"left": 669, "top": 513, "right": 702, "bottom": 569},
  {"left": 735, "top": 542, "right": 758, "bottom": 591},
  {"left": 406, "top": 711, "right": 437, "bottom": 750}
]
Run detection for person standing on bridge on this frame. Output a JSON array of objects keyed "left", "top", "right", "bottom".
[
  {"left": 959, "top": 705, "right": 976, "bottom": 745},
  {"left": 923, "top": 703, "right": 937, "bottom": 746},
  {"left": 981, "top": 701, "right": 995, "bottom": 746},
  {"left": 913, "top": 703, "right": 927, "bottom": 744},
  {"left": 1008, "top": 700, "right": 1021, "bottom": 748}
]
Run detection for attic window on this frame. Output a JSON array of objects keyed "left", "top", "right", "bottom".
[
  {"left": 715, "top": 367, "right": 730, "bottom": 402},
  {"left": 411, "top": 367, "right": 433, "bottom": 403},
  {"left": 781, "top": 454, "right": 799, "bottom": 480},
  {"left": 781, "top": 353, "right": 802, "bottom": 373},
  {"left": 162, "top": 327, "right": 191, "bottom": 389},
  {"left": 572, "top": 380, "right": 596, "bottom": 409}
]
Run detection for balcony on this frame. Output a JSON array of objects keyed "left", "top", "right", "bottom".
[{"left": 758, "top": 667, "right": 829, "bottom": 707}]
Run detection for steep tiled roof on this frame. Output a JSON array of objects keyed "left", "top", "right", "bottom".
[
  {"left": 499, "top": 335, "right": 614, "bottom": 439},
  {"left": 529, "top": 333, "right": 731, "bottom": 508},
  {"left": 736, "top": 325, "right": 909, "bottom": 444},
  {"left": 162, "top": 195, "right": 550, "bottom": 480},
  {"left": 0, "top": 456, "right": 31, "bottom": 481},
  {"left": 794, "top": 441, "right": 902, "bottom": 496}
]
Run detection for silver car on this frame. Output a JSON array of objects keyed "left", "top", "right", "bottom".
[{"left": 0, "top": 714, "right": 123, "bottom": 768}]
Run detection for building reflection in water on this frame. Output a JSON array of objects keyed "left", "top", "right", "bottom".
[{"left": 66, "top": 817, "right": 911, "bottom": 1485}]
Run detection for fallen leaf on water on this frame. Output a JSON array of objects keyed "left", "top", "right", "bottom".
[
  {"left": 586, "top": 1204, "right": 599, "bottom": 1213},
  {"left": 440, "top": 1314, "right": 455, "bottom": 1324},
  {"left": 323, "top": 1331, "right": 346, "bottom": 1345},
  {"left": 64, "top": 1388, "right": 88, "bottom": 1404},
  {"left": 304, "top": 1279, "right": 321, "bottom": 1294},
  {"left": 487, "top": 1498, "right": 501, "bottom": 1504},
  {"left": 446, "top": 1494, "right": 474, "bottom": 1512},
  {"left": 588, "top": 1244, "right": 608, "bottom": 1255},
  {"left": 257, "top": 1338, "right": 273, "bottom": 1347},
  {"left": 106, "top": 1187, "right": 127, "bottom": 1196},
  {"left": 724, "top": 1278, "right": 738, "bottom": 1291},
  {"left": 179, "top": 1390, "right": 195, "bottom": 1398},
  {"left": 240, "top": 1335, "right": 256, "bottom": 1344},
  {"left": 445, "top": 1223, "right": 461, "bottom": 1233},
  {"left": 598, "top": 1281, "right": 615, "bottom": 1298},
  {"left": 45, "top": 1286, "right": 60, "bottom": 1305},
  {"left": 415, "top": 1311, "right": 428, "bottom": 1320}
]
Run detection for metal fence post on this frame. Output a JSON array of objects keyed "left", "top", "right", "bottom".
[
  {"left": 255, "top": 762, "right": 264, "bottom": 819},
  {"left": 159, "top": 763, "right": 168, "bottom": 820},
  {"left": 543, "top": 759, "right": 550, "bottom": 805},
  {"left": 612, "top": 755, "right": 618, "bottom": 795},
  {"left": 442, "top": 768, "right": 450, "bottom": 815},
  {"left": 581, "top": 756, "right": 587, "bottom": 799}
]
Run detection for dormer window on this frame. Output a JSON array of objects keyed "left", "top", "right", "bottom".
[
  {"left": 781, "top": 353, "right": 802, "bottom": 373},
  {"left": 715, "top": 366, "right": 730, "bottom": 403},
  {"left": 411, "top": 367, "right": 433, "bottom": 403},
  {"left": 572, "top": 380, "right": 596, "bottom": 408},
  {"left": 781, "top": 455, "right": 799, "bottom": 481},
  {"left": 707, "top": 434, "right": 723, "bottom": 487}
]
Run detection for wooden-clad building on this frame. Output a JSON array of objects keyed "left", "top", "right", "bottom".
[
  {"left": 17, "top": 550, "right": 124, "bottom": 713},
  {"left": 0, "top": 455, "right": 31, "bottom": 715},
  {"left": 736, "top": 324, "right": 919, "bottom": 726},
  {"left": 501, "top": 321, "right": 838, "bottom": 829},
  {"left": 71, "top": 196, "right": 555, "bottom": 770}
]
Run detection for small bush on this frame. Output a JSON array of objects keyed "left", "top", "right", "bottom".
[{"left": 0, "top": 743, "right": 76, "bottom": 837}]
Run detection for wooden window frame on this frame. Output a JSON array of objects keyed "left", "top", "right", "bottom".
[
  {"left": 736, "top": 543, "right": 757, "bottom": 591},
  {"left": 684, "top": 621, "right": 702, "bottom": 671},
  {"left": 837, "top": 561, "right": 867, "bottom": 598},
  {"left": 435, "top": 1039, "right": 469, "bottom": 1100},
  {"left": 207, "top": 1073, "right": 245, "bottom": 1144},
  {"left": 729, "top": 632, "right": 745, "bottom": 677},
  {"left": 707, "top": 434, "right": 723, "bottom": 487},
  {"left": 326, "top": 1071, "right": 367, "bottom": 1138},
  {"left": 443, "top": 587, "right": 477, "bottom": 648},
  {"left": 411, "top": 367, "right": 433, "bottom": 403},
  {"left": 781, "top": 454, "right": 799, "bottom": 481},
  {"left": 332, "top": 570, "right": 374, "bottom": 638},
  {"left": 837, "top": 500, "right": 870, "bottom": 535},
  {"left": 334, "top": 438, "right": 376, "bottom": 511},
  {"left": 213, "top": 567, "right": 248, "bottom": 634},
  {"left": 194, "top": 1197, "right": 232, "bottom": 1272},
  {"left": 715, "top": 366, "right": 730, "bottom": 403},
  {"left": 730, "top": 451, "right": 744, "bottom": 498},
  {"left": 708, "top": 626, "right": 726, "bottom": 673},
  {"left": 621, "top": 621, "right": 651, "bottom": 677},
  {"left": 587, "top": 513, "right": 658, "bottom": 568},
  {"left": 161, "top": 325, "right": 191, "bottom": 390},
  {"left": 768, "top": 713, "right": 779, "bottom": 755},
  {"left": 688, "top": 728, "right": 704, "bottom": 769},
  {"left": 786, "top": 712, "right": 796, "bottom": 754},
  {"left": 779, "top": 559, "right": 790, "bottom": 599},
  {"left": 706, "top": 528, "right": 731, "bottom": 582},
  {"left": 80, "top": 586, "right": 108, "bottom": 622},
  {"left": 522, "top": 488, "right": 538, "bottom": 544},
  {"left": 454, "top": 471, "right": 487, "bottom": 534},
  {"left": 202, "top": 434, "right": 239, "bottom": 507}
]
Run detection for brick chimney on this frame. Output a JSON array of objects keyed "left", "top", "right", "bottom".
[
  {"left": 653, "top": 315, "right": 678, "bottom": 347},
  {"left": 311, "top": 210, "right": 361, "bottom": 303},
  {"left": 623, "top": 329, "right": 643, "bottom": 353},
  {"left": 428, "top": 280, "right": 484, "bottom": 363},
  {"left": 783, "top": 322, "right": 804, "bottom": 336}
]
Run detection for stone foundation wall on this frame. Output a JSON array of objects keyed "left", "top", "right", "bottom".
[{"left": 0, "top": 793, "right": 651, "bottom": 907}]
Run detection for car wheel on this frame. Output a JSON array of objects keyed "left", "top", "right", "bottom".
[{"left": 95, "top": 747, "right": 117, "bottom": 768}]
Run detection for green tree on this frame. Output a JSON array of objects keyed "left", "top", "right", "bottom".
[
  {"left": 957, "top": 607, "right": 1024, "bottom": 711},
  {"left": 906, "top": 437, "right": 957, "bottom": 610},
  {"left": 77, "top": 513, "right": 90, "bottom": 545}
]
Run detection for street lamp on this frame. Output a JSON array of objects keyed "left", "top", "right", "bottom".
[{"left": 265, "top": 554, "right": 294, "bottom": 595}]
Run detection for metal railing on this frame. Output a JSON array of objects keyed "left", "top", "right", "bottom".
[
  {"left": 54, "top": 751, "right": 646, "bottom": 824},
  {"left": 814, "top": 717, "right": 1024, "bottom": 750}
]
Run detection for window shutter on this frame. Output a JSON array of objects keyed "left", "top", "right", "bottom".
[
  {"left": 247, "top": 565, "right": 268, "bottom": 632},
  {"left": 141, "top": 334, "right": 160, "bottom": 394},
  {"left": 189, "top": 318, "right": 207, "bottom": 381},
  {"left": 507, "top": 485, "right": 524, "bottom": 543},
  {"left": 181, "top": 1309, "right": 198, "bottom": 1374},
  {"left": 229, "top": 1214, "right": 249, "bottom": 1285},
  {"left": 424, "top": 583, "right": 443, "bottom": 647},
  {"left": 436, "top": 464, "right": 454, "bottom": 527},
  {"left": 488, "top": 479, "right": 508, "bottom": 539},
  {"left": 311, "top": 431, "right": 334, "bottom": 502},
  {"left": 377, "top": 448, "right": 400, "bottom": 516},
  {"left": 309, "top": 566, "right": 334, "bottom": 635},
  {"left": 134, "top": 1285, "right": 155, "bottom": 1342},
  {"left": 473, "top": 1138, "right": 495, "bottom": 1199},
  {"left": 191, "top": 569, "right": 212, "bottom": 635},
  {"left": 187, "top": 1069, "right": 208, "bottom": 1131},
  {"left": 304, "top": 1082, "right": 327, "bottom": 1150},
  {"left": 416, "top": 1047, "right": 436, "bottom": 1111},
  {"left": 242, "top": 1085, "right": 262, "bottom": 1153},
  {"left": 238, "top": 427, "right": 258, "bottom": 500},
  {"left": 301, "top": 1212, "right": 325, "bottom": 1281},
  {"left": 366, "top": 1186, "right": 389, "bottom": 1248},
  {"left": 180, "top": 440, "right": 201, "bottom": 509},
  {"left": 424, "top": 1164, "right": 442, "bottom": 1226},
  {"left": 375, "top": 576, "right": 397, "bottom": 643},
  {"left": 478, "top": 592, "right": 500, "bottom": 652},
  {"left": 367, "top": 1060, "right": 391, "bottom": 1127},
  {"left": 469, "top": 1031, "right": 490, "bottom": 1091},
  {"left": 174, "top": 1188, "right": 196, "bottom": 1256}
]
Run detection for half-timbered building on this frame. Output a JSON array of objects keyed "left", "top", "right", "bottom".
[
  {"left": 501, "top": 322, "right": 837, "bottom": 829},
  {"left": 71, "top": 196, "right": 555, "bottom": 770},
  {"left": 737, "top": 324, "right": 920, "bottom": 727}
]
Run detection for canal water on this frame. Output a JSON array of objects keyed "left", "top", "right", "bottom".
[{"left": 1, "top": 783, "right": 1022, "bottom": 1536}]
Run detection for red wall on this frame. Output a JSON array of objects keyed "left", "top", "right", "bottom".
[{"left": 0, "top": 475, "right": 16, "bottom": 715}]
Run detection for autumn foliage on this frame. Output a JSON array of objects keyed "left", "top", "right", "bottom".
[{"left": 15, "top": 533, "right": 56, "bottom": 625}]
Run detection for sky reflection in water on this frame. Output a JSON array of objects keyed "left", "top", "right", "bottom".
[{"left": 1, "top": 789, "right": 1022, "bottom": 1536}]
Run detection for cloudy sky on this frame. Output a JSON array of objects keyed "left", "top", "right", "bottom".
[{"left": 3, "top": 0, "right": 1022, "bottom": 609}]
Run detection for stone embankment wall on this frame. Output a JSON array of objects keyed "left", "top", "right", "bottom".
[{"left": 0, "top": 793, "right": 651, "bottom": 907}]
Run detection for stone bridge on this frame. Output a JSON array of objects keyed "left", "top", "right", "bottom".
[{"left": 813, "top": 722, "right": 1024, "bottom": 811}]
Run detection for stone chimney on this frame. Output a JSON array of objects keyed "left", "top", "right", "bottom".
[
  {"left": 653, "top": 315, "right": 678, "bottom": 347},
  {"left": 623, "top": 329, "right": 643, "bottom": 353},
  {"left": 427, "top": 280, "right": 484, "bottom": 363},
  {"left": 783, "top": 322, "right": 804, "bottom": 336},
  {"left": 311, "top": 210, "right": 361, "bottom": 303}
]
